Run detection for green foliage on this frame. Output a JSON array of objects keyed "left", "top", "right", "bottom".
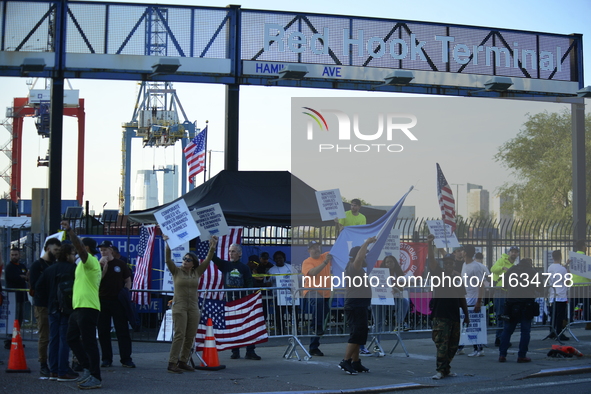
[{"left": 495, "top": 109, "right": 591, "bottom": 221}]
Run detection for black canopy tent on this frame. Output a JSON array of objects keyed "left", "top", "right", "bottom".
[{"left": 127, "top": 170, "right": 386, "bottom": 227}]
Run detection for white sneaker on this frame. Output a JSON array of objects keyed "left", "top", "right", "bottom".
[
  {"left": 456, "top": 349, "right": 465, "bottom": 355},
  {"left": 432, "top": 372, "right": 444, "bottom": 380},
  {"left": 467, "top": 350, "right": 480, "bottom": 357}
]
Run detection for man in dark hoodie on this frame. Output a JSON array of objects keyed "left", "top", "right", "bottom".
[
  {"left": 29, "top": 237, "right": 62, "bottom": 376},
  {"left": 36, "top": 243, "right": 78, "bottom": 381}
]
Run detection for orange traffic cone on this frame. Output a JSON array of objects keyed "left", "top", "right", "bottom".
[
  {"left": 195, "top": 318, "right": 225, "bottom": 371},
  {"left": 6, "top": 320, "right": 30, "bottom": 373}
]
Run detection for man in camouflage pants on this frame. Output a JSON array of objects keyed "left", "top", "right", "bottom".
[{"left": 427, "top": 235, "right": 470, "bottom": 379}]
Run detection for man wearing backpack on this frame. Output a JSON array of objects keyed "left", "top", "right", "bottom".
[
  {"left": 29, "top": 237, "right": 61, "bottom": 377},
  {"left": 61, "top": 220, "right": 103, "bottom": 390},
  {"left": 36, "top": 243, "right": 78, "bottom": 381}
]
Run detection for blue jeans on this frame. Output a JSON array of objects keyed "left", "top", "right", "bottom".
[
  {"left": 305, "top": 292, "right": 329, "bottom": 350},
  {"left": 499, "top": 312, "right": 532, "bottom": 358},
  {"left": 48, "top": 311, "right": 70, "bottom": 376},
  {"left": 395, "top": 297, "right": 410, "bottom": 329},
  {"left": 494, "top": 296, "right": 506, "bottom": 339}
]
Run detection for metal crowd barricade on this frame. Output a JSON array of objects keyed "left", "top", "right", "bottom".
[
  {"left": 1, "top": 289, "right": 34, "bottom": 341},
  {"left": 560, "top": 283, "right": 591, "bottom": 341}
]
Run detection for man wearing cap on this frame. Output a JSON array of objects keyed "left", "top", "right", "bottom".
[
  {"left": 61, "top": 220, "right": 103, "bottom": 389},
  {"left": 302, "top": 241, "right": 333, "bottom": 357},
  {"left": 491, "top": 246, "right": 519, "bottom": 346},
  {"left": 96, "top": 240, "right": 134, "bottom": 368},
  {"left": 427, "top": 235, "right": 469, "bottom": 380},
  {"left": 498, "top": 258, "right": 543, "bottom": 363}
]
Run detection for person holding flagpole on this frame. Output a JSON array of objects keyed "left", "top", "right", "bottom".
[{"left": 163, "top": 234, "right": 218, "bottom": 374}]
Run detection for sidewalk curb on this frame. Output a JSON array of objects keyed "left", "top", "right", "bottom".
[
  {"left": 523, "top": 364, "right": 591, "bottom": 379},
  {"left": 239, "top": 383, "right": 433, "bottom": 394}
]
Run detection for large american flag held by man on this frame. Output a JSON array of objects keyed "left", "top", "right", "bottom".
[
  {"left": 184, "top": 126, "right": 207, "bottom": 184},
  {"left": 132, "top": 225, "right": 156, "bottom": 305},
  {"left": 195, "top": 292, "right": 268, "bottom": 351},
  {"left": 436, "top": 163, "right": 456, "bottom": 233}
]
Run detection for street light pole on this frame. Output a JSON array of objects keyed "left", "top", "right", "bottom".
[{"left": 451, "top": 183, "right": 464, "bottom": 217}]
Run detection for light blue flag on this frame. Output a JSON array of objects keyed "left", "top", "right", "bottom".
[{"left": 329, "top": 187, "right": 413, "bottom": 286}]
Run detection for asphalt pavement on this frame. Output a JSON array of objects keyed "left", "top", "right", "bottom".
[{"left": 1, "top": 325, "right": 591, "bottom": 393}]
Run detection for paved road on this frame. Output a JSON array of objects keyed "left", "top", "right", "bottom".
[{"left": 1, "top": 326, "right": 590, "bottom": 393}]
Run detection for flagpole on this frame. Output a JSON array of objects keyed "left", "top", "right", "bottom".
[{"left": 203, "top": 120, "right": 208, "bottom": 184}]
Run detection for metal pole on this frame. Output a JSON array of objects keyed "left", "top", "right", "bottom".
[
  {"left": 571, "top": 101, "right": 586, "bottom": 242},
  {"left": 48, "top": 0, "right": 67, "bottom": 233}
]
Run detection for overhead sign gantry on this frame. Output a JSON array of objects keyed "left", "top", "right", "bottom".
[{"left": 0, "top": 1, "right": 586, "bottom": 237}]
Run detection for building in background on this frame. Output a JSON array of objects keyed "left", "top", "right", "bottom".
[
  {"left": 161, "top": 164, "right": 179, "bottom": 204},
  {"left": 466, "top": 183, "right": 490, "bottom": 219},
  {"left": 132, "top": 170, "right": 158, "bottom": 211}
]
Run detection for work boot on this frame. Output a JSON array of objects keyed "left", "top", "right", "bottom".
[
  {"left": 177, "top": 361, "right": 195, "bottom": 371},
  {"left": 167, "top": 362, "right": 183, "bottom": 374}
]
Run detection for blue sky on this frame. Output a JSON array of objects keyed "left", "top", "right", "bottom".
[{"left": 0, "top": 0, "right": 589, "bottom": 218}]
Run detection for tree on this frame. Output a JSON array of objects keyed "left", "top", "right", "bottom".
[
  {"left": 341, "top": 197, "right": 372, "bottom": 206},
  {"left": 494, "top": 109, "right": 591, "bottom": 222}
]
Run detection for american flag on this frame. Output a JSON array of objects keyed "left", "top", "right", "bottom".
[
  {"left": 132, "top": 225, "right": 156, "bottom": 305},
  {"left": 184, "top": 126, "right": 207, "bottom": 184},
  {"left": 195, "top": 292, "right": 268, "bottom": 351},
  {"left": 196, "top": 226, "right": 243, "bottom": 301},
  {"left": 436, "top": 163, "right": 456, "bottom": 234}
]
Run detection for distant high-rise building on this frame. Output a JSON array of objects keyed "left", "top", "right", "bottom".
[
  {"left": 162, "top": 165, "right": 179, "bottom": 204},
  {"left": 492, "top": 193, "right": 514, "bottom": 222},
  {"left": 467, "top": 185, "right": 489, "bottom": 218},
  {"left": 132, "top": 170, "right": 159, "bottom": 211}
]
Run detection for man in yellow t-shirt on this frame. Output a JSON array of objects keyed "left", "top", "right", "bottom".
[
  {"left": 61, "top": 220, "right": 103, "bottom": 390},
  {"left": 335, "top": 199, "right": 366, "bottom": 231}
]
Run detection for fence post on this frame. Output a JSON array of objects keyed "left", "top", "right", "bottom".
[{"left": 486, "top": 231, "right": 493, "bottom": 269}]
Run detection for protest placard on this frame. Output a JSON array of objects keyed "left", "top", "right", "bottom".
[
  {"left": 275, "top": 266, "right": 301, "bottom": 306},
  {"left": 315, "top": 189, "right": 346, "bottom": 222},
  {"left": 459, "top": 306, "right": 487, "bottom": 346},
  {"left": 162, "top": 242, "right": 190, "bottom": 292},
  {"left": 370, "top": 268, "right": 395, "bottom": 306},
  {"left": 157, "top": 309, "right": 173, "bottom": 341},
  {"left": 568, "top": 251, "right": 591, "bottom": 280},
  {"left": 377, "top": 228, "right": 400, "bottom": 262},
  {"left": 190, "top": 203, "right": 229, "bottom": 238},
  {"left": 426, "top": 220, "right": 460, "bottom": 249},
  {"left": 154, "top": 199, "right": 200, "bottom": 249}
]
